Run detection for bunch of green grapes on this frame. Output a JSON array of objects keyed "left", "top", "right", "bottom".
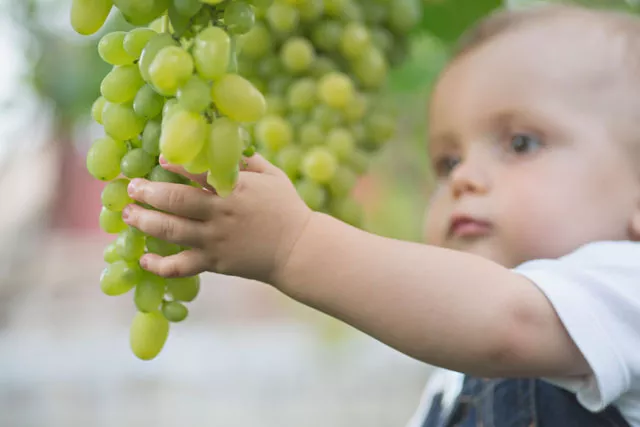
[
  {"left": 73, "top": 0, "right": 267, "bottom": 361},
  {"left": 235, "top": 0, "right": 420, "bottom": 227}
]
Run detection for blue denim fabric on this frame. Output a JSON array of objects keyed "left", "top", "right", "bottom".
[{"left": 421, "top": 376, "right": 630, "bottom": 427}]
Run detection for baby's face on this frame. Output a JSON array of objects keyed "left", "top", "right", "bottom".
[{"left": 423, "top": 27, "right": 640, "bottom": 268}]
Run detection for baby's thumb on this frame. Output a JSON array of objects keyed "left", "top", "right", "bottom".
[{"left": 242, "top": 153, "right": 280, "bottom": 175}]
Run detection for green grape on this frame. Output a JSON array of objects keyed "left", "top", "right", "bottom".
[
  {"left": 366, "top": 111, "right": 396, "bottom": 144},
  {"left": 161, "top": 110, "right": 208, "bottom": 165},
  {"left": 133, "top": 84, "right": 165, "bottom": 119},
  {"left": 134, "top": 273, "right": 166, "bottom": 313},
  {"left": 266, "top": 2, "right": 299, "bottom": 33},
  {"left": 99, "top": 31, "right": 136, "bottom": 65},
  {"left": 86, "top": 136, "right": 128, "bottom": 181},
  {"left": 311, "top": 56, "right": 338, "bottom": 79},
  {"left": 100, "top": 260, "right": 143, "bottom": 296},
  {"left": 344, "top": 92, "right": 368, "bottom": 122},
  {"left": 102, "top": 178, "right": 133, "bottom": 211},
  {"left": 124, "top": 28, "right": 158, "bottom": 59},
  {"left": 249, "top": 0, "right": 273, "bottom": 11},
  {"left": 370, "top": 27, "right": 393, "bottom": 54},
  {"left": 142, "top": 119, "right": 162, "bottom": 156},
  {"left": 363, "top": 1, "right": 387, "bottom": 25},
  {"left": 347, "top": 149, "right": 369, "bottom": 174},
  {"left": 326, "top": 128, "right": 355, "bottom": 160},
  {"left": 148, "top": 165, "right": 189, "bottom": 184},
  {"left": 161, "top": 98, "right": 181, "bottom": 123},
  {"left": 146, "top": 236, "right": 182, "bottom": 256},
  {"left": 323, "top": 0, "right": 345, "bottom": 17},
  {"left": 268, "top": 76, "right": 291, "bottom": 95},
  {"left": 352, "top": 47, "right": 388, "bottom": 89},
  {"left": 340, "top": 0, "right": 362, "bottom": 21},
  {"left": 121, "top": 148, "right": 156, "bottom": 178},
  {"left": 389, "top": 0, "right": 422, "bottom": 34},
  {"left": 130, "top": 135, "right": 143, "bottom": 149},
  {"left": 280, "top": 37, "right": 315, "bottom": 73},
  {"left": 116, "top": 226, "right": 146, "bottom": 262},
  {"left": 311, "top": 20, "right": 342, "bottom": 52},
  {"left": 239, "top": 23, "right": 273, "bottom": 59},
  {"left": 201, "top": 0, "right": 225, "bottom": 3},
  {"left": 174, "top": 0, "right": 202, "bottom": 16},
  {"left": 287, "top": 111, "right": 307, "bottom": 129},
  {"left": 166, "top": 276, "right": 200, "bottom": 302},
  {"left": 168, "top": 1, "right": 191, "bottom": 36},
  {"left": 298, "top": 122, "right": 323, "bottom": 147},
  {"left": 148, "top": 16, "right": 167, "bottom": 32},
  {"left": 211, "top": 74, "right": 266, "bottom": 123},
  {"left": 113, "top": 0, "right": 170, "bottom": 26},
  {"left": 317, "top": 71, "right": 353, "bottom": 109},
  {"left": 92, "top": 96, "right": 107, "bottom": 124},
  {"left": 208, "top": 117, "right": 244, "bottom": 181},
  {"left": 193, "top": 27, "right": 230, "bottom": 81},
  {"left": 101, "top": 65, "right": 145, "bottom": 104},
  {"left": 184, "top": 144, "right": 209, "bottom": 174},
  {"left": 207, "top": 167, "right": 239, "bottom": 198},
  {"left": 340, "top": 22, "right": 370, "bottom": 59},
  {"left": 349, "top": 122, "right": 366, "bottom": 144},
  {"left": 302, "top": 147, "right": 338, "bottom": 183},
  {"left": 243, "top": 144, "right": 256, "bottom": 157},
  {"left": 130, "top": 311, "right": 170, "bottom": 361},
  {"left": 104, "top": 241, "right": 122, "bottom": 263},
  {"left": 100, "top": 207, "right": 128, "bottom": 234},
  {"left": 312, "top": 104, "right": 342, "bottom": 130},
  {"left": 177, "top": 76, "right": 211, "bottom": 113},
  {"left": 224, "top": 1, "right": 255, "bottom": 34},
  {"left": 162, "top": 301, "right": 189, "bottom": 322},
  {"left": 296, "top": 179, "right": 326, "bottom": 210},
  {"left": 257, "top": 56, "right": 282, "bottom": 80},
  {"left": 266, "top": 95, "right": 287, "bottom": 116},
  {"left": 298, "top": 0, "right": 323, "bottom": 21},
  {"left": 139, "top": 33, "right": 179, "bottom": 82},
  {"left": 328, "top": 166, "right": 357, "bottom": 198},
  {"left": 287, "top": 78, "right": 316, "bottom": 112},
  {"left": 275, "top": 145, "right": 302, "bottom": 179},
  {"left": 255, "top": 115, "right": 293, "bottom": 152},
  {"left": 70, "top": 0, "right": 113, "bottom": 35},
  {"left": 149, "top": 46, "right": 194, "bottom": 96},
  {"left": 330, "top": 196, "right": 363, "bottom": 227},
  {"left": 102, "top": 102, "right": 147, "bottom": 141}
]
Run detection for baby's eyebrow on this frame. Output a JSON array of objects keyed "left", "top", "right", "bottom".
[{"left": 429, "top": 132, "right": 458, "bottom": 151}]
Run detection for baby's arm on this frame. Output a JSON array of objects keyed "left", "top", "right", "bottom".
[{"left": 277, "top": 211, "right": 590, "bottom": 378}]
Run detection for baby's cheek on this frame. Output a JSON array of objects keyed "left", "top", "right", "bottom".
[{"left": 422, "top": 189, "right": 449, "bottom": 246}]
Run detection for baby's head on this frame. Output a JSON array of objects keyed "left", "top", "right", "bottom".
[{"left": 422, "top": 4, "right": 640, "bottom": 268}]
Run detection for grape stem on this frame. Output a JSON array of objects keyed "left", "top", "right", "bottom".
[{"left": 162, "top": 12, "right": 170, "bottom": 34}]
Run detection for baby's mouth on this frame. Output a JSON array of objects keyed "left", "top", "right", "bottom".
[{"left": 448, "top": 215, "right": 493, "bottom": 239}]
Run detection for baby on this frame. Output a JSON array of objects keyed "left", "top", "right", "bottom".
[{"left": 121, "top": 4, "right": 640, "bottom": 426}]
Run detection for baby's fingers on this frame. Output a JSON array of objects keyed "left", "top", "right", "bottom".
[
  {"left": 141, "top": 250, "right": 209, "bottom": 278},
  {"left": 128, "top": 178, "right": 213, "bottom": 220},
  {"left": 123, "top": 204, "right": 205, "bottom": 248},
  {"left": 159, "top": 156, "right": 211, "bottom": 190}
]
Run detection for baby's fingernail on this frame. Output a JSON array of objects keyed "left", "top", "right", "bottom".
[
  {"left": 159, "top": 156, "right": 167, "bottom": 166},
  {"left": 122, "top": 205, "right": 131, "bottom": 221},
  {"left": 128, "top": 179, "right": 142, "bottom": 197}
]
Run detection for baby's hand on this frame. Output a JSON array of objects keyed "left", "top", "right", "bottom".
[{"left": 122, "top": 154, "right": 313, "bottom": 285}]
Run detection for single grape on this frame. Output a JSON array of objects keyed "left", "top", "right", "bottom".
[
  {"left": 104, "top": 241, "right": 121, "bottom": 263},
  {"left": 287, "top": 111, "right": 307, "bottom": 130},
  {"left": 184, "top": 144, "right": 209, "bottom": 174},
  {"left": 124, "top": 28, "right": 158, "bottom": 59},
  {"left": 113, "top": 0, "right": 170, "bottom": 26},
  {"left": 312, "top": 104, "right": 342, "bottom": 130},
  {"left": 130, "top": 310, "right": 170, "bottom": 361},
  {"left": 100, "top": 207, "right": 128, "bottom": 234},
  {"left": 340, "top": 22, "right": 370, "bottom": 59},
  {"left": 225, "top": 1, "right": 255, "bottom": 34},
  {"left": 160, "top": 110, "right": 208, "bottom": 165},
  {"left": 317, "top": 71, "right": 354, "bottom": 109},
  {"left": 99, "top": 31, "right": 136, "bottom": 65},
  {"left": 100, "top": 260, "right": 143, "bottom": 296},
  {"left": 174, "top": 0, "right": 202, "bottom": 17},
  {"left": 330, "top": 196, "right": 363, "bottom": 227},
  {"left": 166, "top": 276, "right": 200, "bottom": 302},
  {"left": 311, "top": 20, "right": 342, "bottom": 52},
  {"left": 208, "top": 117, "right": 244, "bottom": 188},
  {"left": 161, "top": 98, "right": 181, "bottom": 123},
  {"left": 239, "top": 23, "right": 273, "bottom": 59},
  {"left": 102, "top": 178, "right": 133, "bottom": 211},
  {"left": 116, "top": 226, "right": 146, "bottom": 262},
  {"left": 301, "top": 147, "right": 338, "bottom": 183},
  {"left": 139, "top": 33, "right": 179, "bottom": 82},
  {"left": 344, "top": 93, "right": 368, "bottom": 122},
  {"left": 101, "top": 65, "right": 145, "bottom": 104},
  {"left": 148, "top": 165, "right": 189, "bottom": 184},
  {"left": 134, "top": 273, "right": 166, "bottom": 313},
  {"left": 121, "top": 148, "right": 156, "bottom": 178},
  {"left": 249, "top": 0, "right": 273, "bottom": 11},
  {"left": 323, "top": 0, "right": 346, "bottom": 17},
  {"left": 347, "top": 149, "right": 369, "bottom": 174},
  {"left": 366, "top": 111, "right": 396, "bottom": 144},
  {"left": 328, "top": 166, "right": 358, "bottom": 198},
  {"left": 211, "top": 74, "right": 267, "bottom": 123},
  {"left": 142, "top": 119, "right": 162, "bottom": 156},
  {"left": 266, "top": 2, "right": 299, "bottom": 33},
  {"left": 86, "top": 136, "right": 128, "bottom": 181},
  {"left": 275, "top": 145, "right": 302, "bottom": 179},
  {"left": 266, "top": 95, "right": 287, "bottom": 116},
  {"left": 207, "top": 166, "right": 239, "bottom": 198},
  {"left": 102, "top": 102, "right": 147, "bottom": 141},
  {"left": 177, "top": 76, "right": 212, "bottom": 113},
  {"left": 352, "top": 47, "right": 388, "bottom": 89},
  {"left": 280, "top": 37, "right": 315, "bottom": 73},
  {"left": 287, "top": 78, "right": 316, "bottom": 112},
  {"left": 296, "top": 179, "right": 326, "bottom": 210},
  {"left": 146, "top": 236, "right": 182, "bottom": 256},
  {"left": 162, "top": 301, "right": 189, "bottom": 322},
  {"left": 363, "top": 1, "right": 387, "bottom": 25},
  {"left": 340, "top": 0, "right": 363, "bottom": 21},
  {"left": 326, "top": 127, "right": 355, "bottom": 160},
  {"left": 193, "top": 27, "right": 231, "bottom": 81},
  {"left": 70, "top": 0, "right": 113, "bottom": 35},
  {"left": 133, "top": 84, "right": 165, "bottom": 119},
  {"left": 149, "top": 46, "right": 194, "bottom": 96},
  {"left": 298, "top": 0, "right": 323, "bottom": 21},
  {"left": 268, "top": 76, "right": 292, "bottom": 95},
  {"left": 389, "top": 0, "right": 422, "bottom": 34},
  {"left": 370, "top": 27, "right": 394, "bottom": 54},
  {"left": 255, "top": 115, "right": 293, "bottom": 152},
  {"left": 311, "top": 56, "right": 338, "bottom": 79},
  {"left": 91, "top": 96, "right": 107, "bottom": 124},
  {"left": 298, "top": 122, "right": 324, "bottom": 147}
]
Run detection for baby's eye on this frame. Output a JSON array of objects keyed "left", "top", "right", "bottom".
[
  {"left": 435, "top": 155, "right": 461, "bottom": 177},
  {"left": 509, "top": 133, "right": 542, "bottom": 154}
]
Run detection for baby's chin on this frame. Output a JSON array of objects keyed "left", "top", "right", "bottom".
[{"left": 445, "top": 238, "right": 528, "bottom": 269}]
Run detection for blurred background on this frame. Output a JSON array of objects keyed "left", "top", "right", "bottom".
[{"left": 0, "top": 0, "right": 635, "bottom": 426}]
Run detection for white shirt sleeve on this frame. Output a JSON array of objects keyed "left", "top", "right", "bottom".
[{"left": 513, "top": 240, "right": 640, "bottom": 412}]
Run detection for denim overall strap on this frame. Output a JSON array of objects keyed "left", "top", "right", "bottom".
[{"left": 422, "top": 376, "right": 631, "bottom": 427}]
